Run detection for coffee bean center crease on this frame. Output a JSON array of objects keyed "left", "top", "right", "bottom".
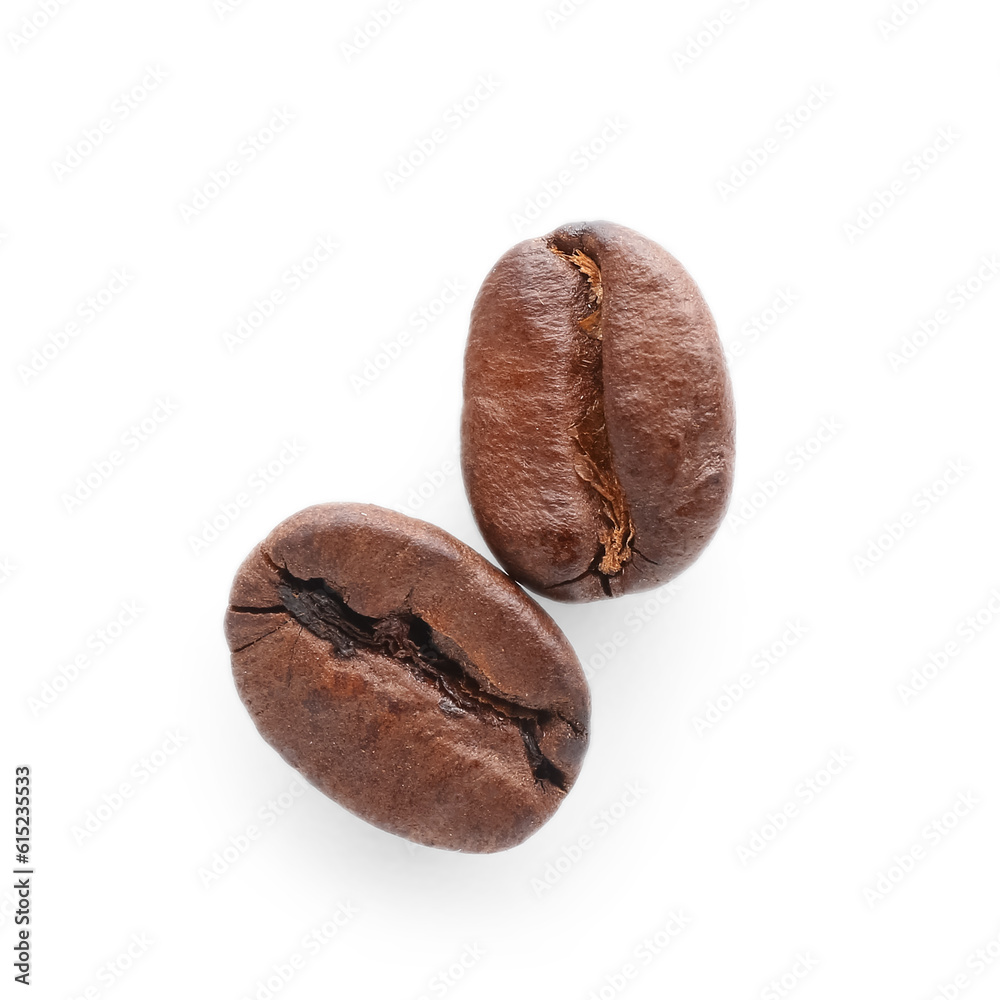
[
  {"left": 548, "top": 239, "right": 636, "bottom": 592},
  {"left": 273, "top": 571, "right": 571, "bottom": 790}
]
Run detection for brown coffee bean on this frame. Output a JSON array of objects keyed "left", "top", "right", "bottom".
[
  {"left": 462, "top": 221, "right": 735, "bottom": 602},
  {"left": 224, "top": 502, "right": 589, "bottom": 853}
]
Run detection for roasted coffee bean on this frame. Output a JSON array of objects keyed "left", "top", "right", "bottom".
[
  {"left": 224, "top": 502, "right": 589, "bottom": 853},
  {"left": 462, "top": 221, "right": 735, "bottom": 602}
]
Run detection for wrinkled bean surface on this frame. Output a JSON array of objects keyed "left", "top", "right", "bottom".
[
  {"left": 462, "top": 221, "right": 735, "bottom": 601},
  {"left": 224, "top": 503, "right": 589, "bottom": 853}
]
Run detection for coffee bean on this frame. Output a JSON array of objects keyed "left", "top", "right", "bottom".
[
  {"left": 462, "top": 221, "right": 735, "bottom": 601},
  {"left": 224, "top": 502, "right": 589, "bottom": 853}
]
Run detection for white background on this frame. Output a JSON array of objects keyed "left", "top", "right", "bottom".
[{"left": 3, "top": 0, "right": 1000, "bottom": 997}]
